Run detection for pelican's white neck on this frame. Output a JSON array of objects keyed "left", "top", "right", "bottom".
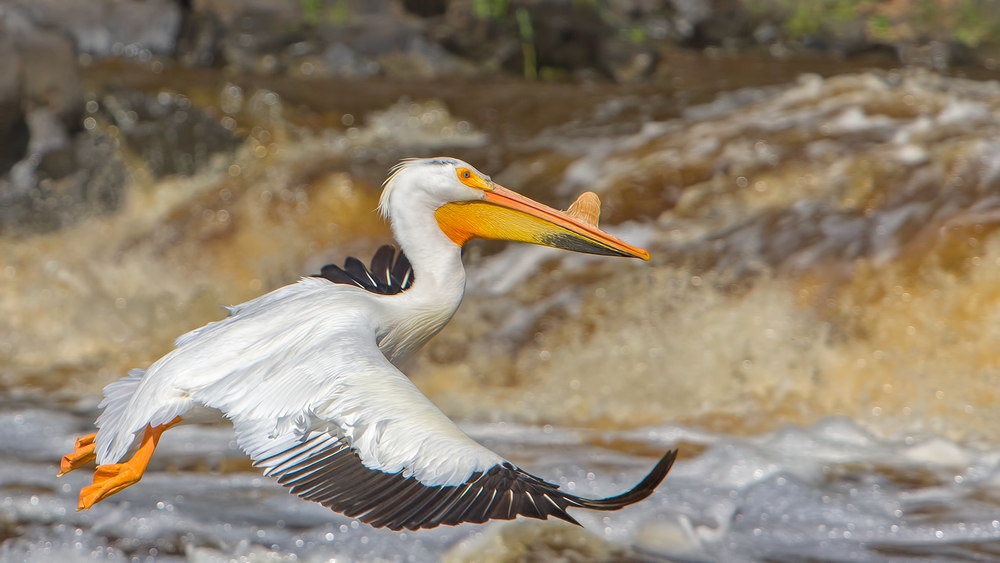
[{"left": 376, "top": 195, "right": 467, "bottom": 363}]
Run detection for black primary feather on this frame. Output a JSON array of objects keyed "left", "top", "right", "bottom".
[
  {"left": 257, "top": 429, "right": 679, "bottom": 531},
  {"left": 313, "top": 245, "right": 415, "bottom": 295}
]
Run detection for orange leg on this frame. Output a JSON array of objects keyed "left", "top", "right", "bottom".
[
  {"left": 77, "top": 417, "right": 180, "bottom": 511},
  {"left": 58, "top": 433, "right": 97, "bottom": 477}
]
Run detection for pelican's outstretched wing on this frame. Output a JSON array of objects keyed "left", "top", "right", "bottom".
[{"left": 227, "top": 333, "right": 677, "bottom": 531}]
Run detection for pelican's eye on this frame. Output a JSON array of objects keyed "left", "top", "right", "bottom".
[{"left": 456, "top": 167, "right": 492, "bottom": 191}]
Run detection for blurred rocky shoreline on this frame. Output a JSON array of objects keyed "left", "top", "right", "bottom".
[{"left": 3, "top": 0, "right": 1000, "bottom": 237}]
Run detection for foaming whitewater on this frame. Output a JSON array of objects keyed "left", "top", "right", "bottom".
[{"left": 3, "top": 407, "right": 999, "bottom": 562}]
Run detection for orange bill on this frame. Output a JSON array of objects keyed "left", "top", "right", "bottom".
[{"left": 435, "top": 185, "right": 650, "bottom": 260}]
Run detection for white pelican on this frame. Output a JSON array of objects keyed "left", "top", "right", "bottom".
[{"left": 60, "top": 157, "right": 677, "bottom": 530}]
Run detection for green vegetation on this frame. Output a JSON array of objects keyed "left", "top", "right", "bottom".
[
  {"left": 299, "top": 0, "right": 350, "bottom": 26},
  {"left": 473, "top": 0, "right": 508, "bottom": 20},
  {"left": 516, "top": 8, "right": 537, "bottom": 80},
  {"left": 744, "top": 0, "right": 1000, "bottom": 48},
  {"left": 780, "top": 0, "right": 871, "bottom": 38},
  {"left": 866, "top": 13, "right": 891, "bottom": 40},
  {"left": 301, "top": 0, "right": 322, "bottom": 26},
  {"left": 953, "top": 0, "right": 996, "bottom": 47}
]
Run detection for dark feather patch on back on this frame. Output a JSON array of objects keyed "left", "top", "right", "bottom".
[
  {"left": 313, "top": 245, "right": 414, "bottom": 295},
  {"left": 256, "top": 430, "right": 678, "bottom": 531}
]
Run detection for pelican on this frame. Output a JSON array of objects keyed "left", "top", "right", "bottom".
[{"left": 60, "top": 157, "right": 677, "bottom": 530}]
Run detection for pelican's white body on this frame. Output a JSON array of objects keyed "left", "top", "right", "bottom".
[{"left": 94, "top": 159, "right": 504, "bottom": 486}]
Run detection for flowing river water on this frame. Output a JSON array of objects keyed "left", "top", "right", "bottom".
[{"left": 3, "top": 52, "right": 1000, "bottom": 561}]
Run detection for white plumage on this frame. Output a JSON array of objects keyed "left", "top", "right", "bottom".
[{"left": 64, "top": 157, "right": 676, "bottom": 530}]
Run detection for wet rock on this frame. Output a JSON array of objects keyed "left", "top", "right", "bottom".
[
  {"left": 25, "top": 108, "right": 70, "bottom": 155},
  {"left": 321, "top": 42, "right": 380, "bottom": 77},
  {"left": 218, "top": 8, "right": 307, "bottom": 73},
  {"left": 0, "top": 7, "right": 82, "bottom": 126},
  {"left": 668, "top": 0, "right": 713, "bottom": 40},
  {"left": 98, "top": 90, "right": 243, "bottom": 178},
  {"left": 0, "top": 131, "right": 124, "bottom": 234},
  {"left": 0, "top": 33, "right": 27, "bottom": 176},
  {"left": 19, "top": 30, "right": 82, "bottom": 123},
  {"left": 4, "top": 0, "right": 182, "bottom": 56},
  {"left": 402, "top": 0, "right": 448, "bottom": 18},
  {"left": 192, "top": 0, "right": 303, "bottom": 27},
  {"left": 0, "top": 3, "right": 114, "bottom": 234},
  {"left": 599, "top": 39, "right": 658, "bottom": 83},
  {"left": 690, "top": 0, "right": 753, "bottom": 48},
  {"left": 520, "top": 2, "right": 605, "bottom": 74}
]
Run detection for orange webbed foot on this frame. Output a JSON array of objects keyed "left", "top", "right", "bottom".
[
  {"left": 59, "top": 433, "right": 97, "bottom": 477},
  {"left": 75, "top": 419, "right": 178, "bottom": 511},
  {"left": 77, "top": 462, "right": 144, "bottom": 511}
]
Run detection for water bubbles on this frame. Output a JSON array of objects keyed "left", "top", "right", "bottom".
[
  {"left": 221, "top": 84, "right": 244, "bottom": 115},
  {"left": 228, "top": 165, "right": 241, "bottom": 177}
]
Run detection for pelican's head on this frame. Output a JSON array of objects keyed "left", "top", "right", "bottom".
[{"left": 379, "top": 158, "right": 649, "bottom": 260}]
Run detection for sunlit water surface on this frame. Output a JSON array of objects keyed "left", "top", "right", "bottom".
[{"left": 3, "top": 409, "right": 1000, "bottom": 562}]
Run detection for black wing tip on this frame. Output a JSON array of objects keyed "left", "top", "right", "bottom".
[
  {"left": 266, "top": 431, "right": 676, "bottom": 532},
  {"left": 567, "top": 448, "right": 679, "bottom": 511},
  {"left": 311, "top": 244, "right": 414, "bottom": 295}
]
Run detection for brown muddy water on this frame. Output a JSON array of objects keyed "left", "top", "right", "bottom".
[{"left": 4, "top": 51, "right": 1000, "bottom": 562}]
